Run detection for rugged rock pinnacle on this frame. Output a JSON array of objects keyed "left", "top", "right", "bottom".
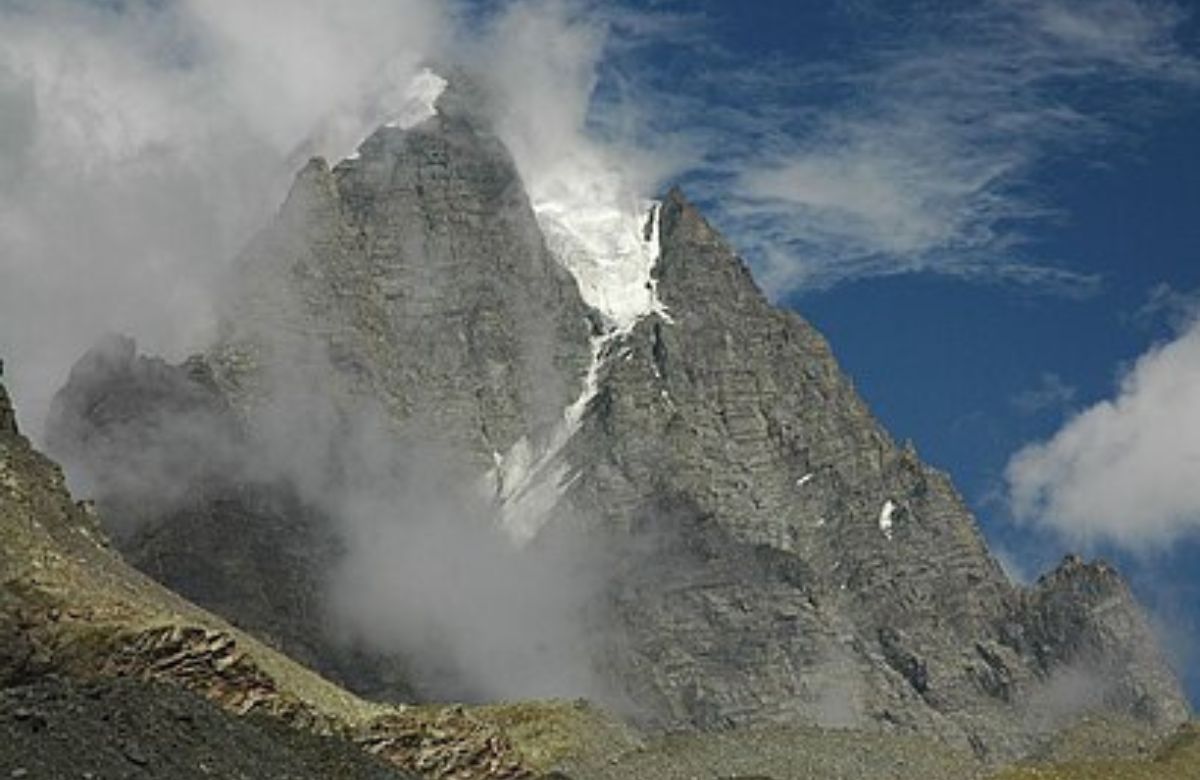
[{"left": 43, "top": 72, "right": 1190, "bottom": 764}]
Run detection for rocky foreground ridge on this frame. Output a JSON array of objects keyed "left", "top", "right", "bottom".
[
  {"left": 2, "top": 366, "right": 604, "bottom": 779},
  {"left": 7, "top": 365, "right": 1200, "bottom": 780},
  {"left": 24, "top": 70, "right": 1194, "bottom": 774}
]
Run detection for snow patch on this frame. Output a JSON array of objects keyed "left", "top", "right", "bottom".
[
  {"left": 486, "top": 100, "right": 677, "bottom": 542},
  {"left": 383, "top": 68, "right": 447, "bottom": 130},
  {"left": 488, "top": 166, "right": 677, "bottom": 542},
  {"left": 533, "top": 176, "right": 669, "bottom": 331},
  {"left": 490, "top": 331, "right": 617, "bottom": 543},
  {"left": 879, "top": 500, "right": 897, "bottom": 540},
  {"left": 340, "top": 67, "right": 447, "bottom": 162}
]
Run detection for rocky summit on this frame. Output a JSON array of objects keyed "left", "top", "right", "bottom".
[
  {"left": 39, "top": 70, "right": 1190, "bottom": 773},
  {"left": 557, "top": 191, "right": 1188, "bottom": 756}
]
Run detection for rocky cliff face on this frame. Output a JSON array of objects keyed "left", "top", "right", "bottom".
[
  {"left": 212, "top": 74, "right": 592, "bottom": 469},
  {"left": 553, "top": 191, "right": 1187, "bottom": 757},
  {"left": 43, "top": 75, "right": 1190, "bottom": 762}
]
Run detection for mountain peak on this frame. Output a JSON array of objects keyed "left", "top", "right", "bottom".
[
  {"left": 654, "top": 186, "right": 768, "bottom": 321},
  {"left": 217, "top": 67, "right": 594, "bottom": 468},
  {"left": 41, "top": 66, "right": 1190, "bottom": 765}
]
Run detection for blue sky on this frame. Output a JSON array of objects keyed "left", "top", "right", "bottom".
[
  {"left": 1, "top": 0, "right": 1198, "bottom": 704},
  {"left": 801, "top": 113, "right": 1200, "bottom": 698},
  {"left": 583, "top": 0, "right": 1200, "bottom": 700}
]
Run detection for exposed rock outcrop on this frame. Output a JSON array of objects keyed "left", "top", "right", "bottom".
[
  {"left": 562, "top": 190, "right": 1188, "bottom": 756},
  {"left": 0, "top": 365, "right": 15, "bottom": 437},
  {"left": 2, "top": 370, "right": 556, "bottom": 780},
  {"left": 213, "top": 72, "right": 592, "bottom": 467},
  {"left": 43, "top": 75, "right": 1190, "bottom": 765}
]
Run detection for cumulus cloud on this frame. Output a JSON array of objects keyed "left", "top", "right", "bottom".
[
  {"left": 325, "top": 435, "right": 607, "bottom": 702},
  {"left": 1006, "top": 318, "right": 1200, "bottom": 548}
]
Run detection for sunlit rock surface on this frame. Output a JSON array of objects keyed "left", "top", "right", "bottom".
[{"left": 42, "top": 73, "right": 1189, "bottom": 764}]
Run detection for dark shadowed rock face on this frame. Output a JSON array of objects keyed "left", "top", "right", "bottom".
[
  {"left": 42, "top": 336, "right": 418, "bottom": 701},
  {"left": 44, "top": 334, "right": 241, "bottom": 538},
  {"left": 0, "top": 361, "right": 13, "bottom": 435},
  {"left": 43, "top": 79, "right": 1189, "bottom": 764}
]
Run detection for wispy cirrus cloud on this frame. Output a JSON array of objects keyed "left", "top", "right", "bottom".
[
  {"left": 1030, "top": 0, "right": 1200, "bottom": 79},
  {"left": 1135, "top": 282, "right": 1200, "bottom": 331},
  {"left": 628, "top": 0, "right": 1199, "bottom": 298},
  {"left": 1012, "top": 372, "right": 1078, "bottom": 416}
]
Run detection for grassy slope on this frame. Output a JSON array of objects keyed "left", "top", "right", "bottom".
[
  {"left": 990, "top": 724, "right": 1200, "bottom": 780},
  {"left": 549, "top": 722, "right": 1200, "bottom": 780}
]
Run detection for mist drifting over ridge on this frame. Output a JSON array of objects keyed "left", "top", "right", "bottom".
[
  {"left": 0, "top": 0, "right": 667, "bottom": 437},
  {"left": 0, "top": 0, "right": 667, "bottom": 705},
  {"left": 36, "top": 98, "right": 617, "bottom": 717},
  {"left": 2, "top": 0, "right": 1197, "bottom": 757}
]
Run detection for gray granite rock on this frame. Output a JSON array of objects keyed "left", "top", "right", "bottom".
[
  {"left": 213, "top": 74, "right": 592, "bottom": 468},
  {"left": 557, "top": 190, "right": 1189, "bottom": 758},
  {"left": 0, "top": 362, "right": 16, "bottom": 437},
  {"left": 43, "top": 77, "right": 595, "bottom": 703},
  {"left": 41, "top": 77, "right": 1190, "bottom": 765}
]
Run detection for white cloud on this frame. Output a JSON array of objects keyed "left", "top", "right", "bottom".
[
  {"left": 1135, "top": 282, "right": 1200, "bottom": 331},
  {"left": 0, "top": 0, "right": 670, "bottom": 702},
  {"left": 0, "top": 0, "right": 452, "bottom": 434},
  {"left": 663, "top": 0, "right": 1200, "bottom": 298},
  {"left": 1012, "top": 372, "right": 1078, "bottom": 416},
  {"left": 1006, "top": 318, "right": 1200, "bottom": 548},
  {"left": 1030, "top": 0, "right": 1200, "bottom": 80}
]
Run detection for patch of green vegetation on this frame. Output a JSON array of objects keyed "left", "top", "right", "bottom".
[
  {"left": 991, "top": 724, "right": 1200, "bottom": 780},
  {"left": 471, "top": 699, "right": 642, "bottom": 771},
  {"left": 559, "top": 723, "right": 983, "bottom": 780}
]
